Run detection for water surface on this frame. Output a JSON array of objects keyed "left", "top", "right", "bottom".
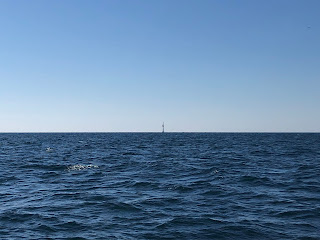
[{"left": 0, "top": 133, "right": 319, "bottom": 239}]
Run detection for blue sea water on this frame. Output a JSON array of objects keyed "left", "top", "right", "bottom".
[{"left": 0, "top": 133, "right": 319, "bottom": 239}]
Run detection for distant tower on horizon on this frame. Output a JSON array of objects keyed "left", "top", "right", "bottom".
[{"left": 162, "top": 122, "right": 165, "bottom": 133}]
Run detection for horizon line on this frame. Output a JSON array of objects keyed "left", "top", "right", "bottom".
[{"left": 0, "top": 131, "right": 319, "bottom": 134}]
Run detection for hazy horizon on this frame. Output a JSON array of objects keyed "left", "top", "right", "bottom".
[{"left": 1, "top": 0, "right": 319, "bottom": 132}]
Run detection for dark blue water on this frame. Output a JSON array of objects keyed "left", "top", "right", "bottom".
[{"left": 0, "top": 133, "right": 319, "bottom": 239}]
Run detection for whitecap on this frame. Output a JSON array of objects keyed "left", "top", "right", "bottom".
[
  {"left": 46, "top": 147, "right": 53, "bottom": 152},
  {"left": 67, "top": 164, "right": 99, "bottom": 171}
]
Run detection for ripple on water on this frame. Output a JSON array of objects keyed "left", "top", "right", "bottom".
[{"left": 0, "top": 133, "right": 319, "bottom": 239}]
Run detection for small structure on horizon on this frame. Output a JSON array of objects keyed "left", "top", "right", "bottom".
[{"left": 162, "top": 122, "right": 165, "bottom": 133}]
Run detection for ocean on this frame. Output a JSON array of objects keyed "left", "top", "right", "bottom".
[{"left": 0, "top": 133, "right": 319, "bottom": 239}]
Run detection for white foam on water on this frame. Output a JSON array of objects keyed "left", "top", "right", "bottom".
[
  {"left": 67, "top": 164, "right": 99, "bottom": 171},
  {"left": 46, "top": 147, "right": 53, "bottom": 152}
]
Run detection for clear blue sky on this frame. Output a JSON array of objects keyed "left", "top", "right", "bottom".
[{"left": 0, "top": 0, "right": 319, "bottom": 132}]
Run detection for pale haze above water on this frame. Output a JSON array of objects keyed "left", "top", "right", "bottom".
[{"left": 0, "top": 0, "right": 319, "bottom": 132}]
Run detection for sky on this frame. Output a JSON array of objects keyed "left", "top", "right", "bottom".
[{"left": 0, "top": 0, "right": 319, "bottom": 132}]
